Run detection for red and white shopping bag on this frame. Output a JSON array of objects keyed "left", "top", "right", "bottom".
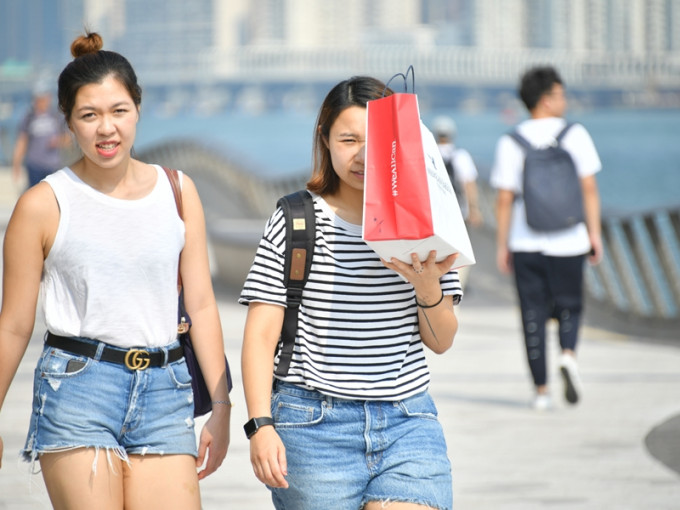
[{"left": 362, "top": 90, "right": 475, "bottom": 269}]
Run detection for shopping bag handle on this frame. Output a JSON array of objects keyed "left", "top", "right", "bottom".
[{"left": 384, "top": 65, "right": 415, "bottom": 96}]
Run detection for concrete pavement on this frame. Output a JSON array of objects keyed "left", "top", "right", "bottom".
[{"left": 0, "top": 167, "right": 679, "bottom": 509}]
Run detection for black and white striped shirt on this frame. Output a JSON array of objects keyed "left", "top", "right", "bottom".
[{"left": 239, "top": 193, "right": 463, "bottom": 401}]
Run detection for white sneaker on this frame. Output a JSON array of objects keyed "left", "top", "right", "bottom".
[
  {"left": 532, "top": 393, "right": 553, "bottom": 411},
  {"left": 559, "top": 353, "right": 582, "bottom": 404}
]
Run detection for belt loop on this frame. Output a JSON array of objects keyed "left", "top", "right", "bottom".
[
  {"left": 94, "top": 340, "right": 106, "bottom": 361},
  {"left": 162, "top": 346, "right": 169, "bottom": 367}
]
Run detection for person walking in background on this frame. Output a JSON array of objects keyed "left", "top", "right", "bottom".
[
  {"left": 491, "top": 65, "right": 603, "bottom": 411},
  {"left": 240, "top": 76, "right": 461, "bottom": 510},
  {"left": 432, "top": 115, "right": 482, "bottom": 289},
  {"left": 12, "top": 82, "right": 71, "bottom": 189},
  {"left": 432, "top": 115, "right": 483, "bottom": 228},
  {"left": 0, "top": 32, "right": 230, "bottom": 509}
]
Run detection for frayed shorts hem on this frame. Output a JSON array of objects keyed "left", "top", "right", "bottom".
[
  {"left": 21, "top": 444, "right": 197, "bottom": 475},
  {"left": 363, "top": 496, "right": 449, "bottom": 510}
]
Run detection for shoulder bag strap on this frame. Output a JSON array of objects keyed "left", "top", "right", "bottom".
[{"left": 162, "top": 166, "right": 183, "bottom": 289}]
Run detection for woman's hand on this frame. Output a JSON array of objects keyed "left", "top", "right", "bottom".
[
  {"left": 196, "top": 405, "right": 231, "bottom": 480},
  {"left": 383, "top": 250, "right": 459, "bottom": 354},
  {"left": 382, "top": 250, "right": 458, "bottom": 298},
  {"left": 249, "top": 426, "right": 289, "bottom": 489}
]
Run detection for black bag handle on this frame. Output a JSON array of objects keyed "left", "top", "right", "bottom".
[{"left": 384, "top": 65, "right": 415, "bottom": 96}]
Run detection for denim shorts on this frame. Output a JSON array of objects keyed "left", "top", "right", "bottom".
[
  {"left": 269, "top": 382, "right": 453, "bottom": 510},
  {"left": 22, "top": 336, "right": 198, "bottom": 469}
]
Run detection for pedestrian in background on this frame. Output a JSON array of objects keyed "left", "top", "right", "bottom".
[
  {"left": 0, "top": 31, "right": 230, "bottom": 509},
  {"left": 432, "top": 115, "right": 482, "bottom": 289},
  {"left": 11, "top": 82, "right": 71, "bottom": 189},
  {"left": 490, "top": 65, "right": 603, "bottom": 411},
  {"left": 240, "top": 76, "right": 461, "bottom": 510},
  {"left": 432, "top": 115, "right": 483, "bottom": 228}
]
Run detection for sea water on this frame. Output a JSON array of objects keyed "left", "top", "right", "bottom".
[
  {"left": 135, "top": 107, "right": 680, "bottom": 216},
  {"left": 3, "top": 104, "right": 674, "bottom": 215}
]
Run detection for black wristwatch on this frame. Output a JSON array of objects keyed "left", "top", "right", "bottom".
[{"left": 244, "top": 416, "right": 275, "bottom": 439}]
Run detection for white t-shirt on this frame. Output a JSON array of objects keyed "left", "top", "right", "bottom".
[
  {"left": 438, "top": 142, "right": 478, "bottom": 217},
  {"left": 490, "top": 117, "right": 601, "bottom": 256},
  {"left": 437, "top": 143, "right": 478, "bottom": 183}
]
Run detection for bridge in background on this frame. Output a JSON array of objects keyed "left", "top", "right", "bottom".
[{"left": 213, "top": 47, "right": 680, "bottom": 89}]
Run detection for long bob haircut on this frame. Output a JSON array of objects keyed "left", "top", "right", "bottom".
[{"left": 307, "top": 76, "right": 393, "bottom": 196}]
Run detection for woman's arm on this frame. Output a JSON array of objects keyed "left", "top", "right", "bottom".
[
  {"left": 241, "top": 301, "right": 290, "bottom": 489},
  {"left": 0, "top": 183, "right": 57, "bottom": 467},
  {"left": 177, "top": 174, "right": 230, "bottom": 479},
  {"left": 382, "top": 250, "right": 459, "bottom": 354},
  {"left": 11, "top": 132, "right": 28, "bottom": 183}
]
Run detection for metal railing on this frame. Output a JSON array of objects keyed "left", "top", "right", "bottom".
[
  {"left": 474, "top": 179, "right": 680, "bottom": 324},
  {"left": 138, "top": 140, "right": 680, "bottom": 326}
]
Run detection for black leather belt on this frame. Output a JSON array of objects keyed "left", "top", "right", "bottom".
[{"left": 46, "top": 332, "right": 184, "bottom": 371}]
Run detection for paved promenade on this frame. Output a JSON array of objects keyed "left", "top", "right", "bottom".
[{"left": 0, "top": 167, "right": 679, "bottom": 509}]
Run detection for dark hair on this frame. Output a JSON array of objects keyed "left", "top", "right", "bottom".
[
  {"left": 307, "top": 76, "right": 392, "bottom": 195},
  {"left": 518, "top": 66, "right": 563, "bottom": 111},
  {"left": 58, "top": 32, "right": 142, "bottom": 124}
]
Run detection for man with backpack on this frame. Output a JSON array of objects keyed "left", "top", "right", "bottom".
[{"left": 490, "top": 66, "right": 603, "bottom": 411}]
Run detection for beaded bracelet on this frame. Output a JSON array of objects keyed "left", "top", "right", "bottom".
[
  {"left": 212, "top": 400, "right": 234, "bottom": 407},
  {"left": 416, "top": 290, "right": 445, "bottom": 309}
]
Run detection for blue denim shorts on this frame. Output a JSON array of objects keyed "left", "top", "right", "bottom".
[
  {"left": 270, "top": 382, "right": 453, "bottom": 510},
  {"left": 22, "top": 337, "right": 198, "bottom": 469}
]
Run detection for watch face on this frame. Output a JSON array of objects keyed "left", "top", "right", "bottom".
[
  {"left": 244, "top": 418, "right": 256, "bottom": 437},
  {"left": 244, "top": 417, "right": 274, "bottom": 438}
]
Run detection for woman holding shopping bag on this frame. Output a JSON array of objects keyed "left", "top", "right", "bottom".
[{"left": 240, "top": 75, "right": 462, "bottom": 510}]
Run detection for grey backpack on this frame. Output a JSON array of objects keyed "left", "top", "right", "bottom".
[{"left": 509, "top": 123, "right": 584, "bottom": 232}]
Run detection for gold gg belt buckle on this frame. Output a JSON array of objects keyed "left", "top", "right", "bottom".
[{"left": 125, "top": 349, "right": 151, "bottom": 370}]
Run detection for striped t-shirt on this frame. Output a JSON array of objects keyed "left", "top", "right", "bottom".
[{"left": 239, "top": 193, "right": 463, "bottom": 401}]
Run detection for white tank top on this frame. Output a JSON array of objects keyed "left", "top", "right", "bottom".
[{"left": 41, "top": 165, "right": 185, "bottom": 348}]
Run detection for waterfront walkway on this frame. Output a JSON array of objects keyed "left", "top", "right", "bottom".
[{"left": 0, "top": 167, "right": 678, "bottom": 509}]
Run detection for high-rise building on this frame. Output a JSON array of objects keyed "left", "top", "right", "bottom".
[
  {"left": 0, "top": 0, "right": 80, "bottom": 82},
  {"left": 1, "top": 0, "right": 679, "bottom": 94}
]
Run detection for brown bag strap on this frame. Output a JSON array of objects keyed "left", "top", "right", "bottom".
[
  {"left": 163, "top": 166, "right": 184, "bottom": 220},
  {"left": 162, "top": 166, "right": 184, "bottom": 288}
]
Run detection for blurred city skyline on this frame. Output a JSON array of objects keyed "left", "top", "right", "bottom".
[{"left": 1, "top": 0, "right": 680, "bottom": 111}]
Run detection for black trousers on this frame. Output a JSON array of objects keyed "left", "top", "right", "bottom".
[{"left": 512, "top": 251, "right": 585, "bottom": 387}]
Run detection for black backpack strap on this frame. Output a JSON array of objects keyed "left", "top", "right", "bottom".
[
  {"left": 507, "top": 130, "right": 532, "bottom": 151},
  {"left": 555, "top": 122, "right": 575, "bottom": 143},
  {"left": 274, "top": 190, "right": 316, "bottom": 377},
  {"left": 509, "top": 122, "right": 575, "bottom": 150}
]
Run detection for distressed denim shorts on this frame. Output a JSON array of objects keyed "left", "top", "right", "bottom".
[
  {"left": 22, "top": 336, "right": 198, "bottom": 469},
  {"left": 269, "top": 382, "right": 453, "bottom": 510}
]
